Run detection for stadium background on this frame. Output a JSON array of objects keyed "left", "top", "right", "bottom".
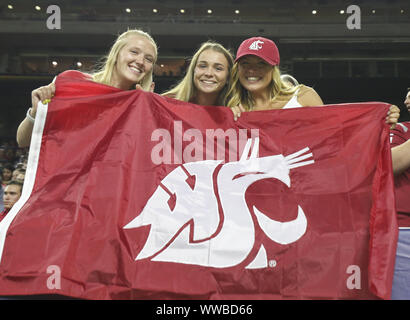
[{"left": 0, "top": 0, "right": 409, "bottom": 139}]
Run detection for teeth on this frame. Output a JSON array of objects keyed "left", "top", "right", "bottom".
[
  {"left": 130, "top": 66, "right": 142, "bottom": 73},
  {"left": 247, "top": 77, "right": 259, "bottom": 81},
  {"left": 201, "top": 80, "right": 216, "bottom": 84}
]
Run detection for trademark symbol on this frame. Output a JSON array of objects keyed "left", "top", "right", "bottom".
[{"left": 269, "top": 260, "right": 277, "bottom": 268}]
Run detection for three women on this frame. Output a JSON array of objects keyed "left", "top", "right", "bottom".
[{"left": 16, "top": 32, "right": 399, "bottom": 148}]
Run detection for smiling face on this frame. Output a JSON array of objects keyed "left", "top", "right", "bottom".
[
  {"left": 112, "top": 34, "right": 156, "bottom": 90},
  {"left": 193, "top": 49, "right": 230, "bottom": 97},
  {"left": 237, "top": 55, "right": 273, "bottom": 95}
]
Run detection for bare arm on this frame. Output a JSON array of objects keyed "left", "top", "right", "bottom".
[
  {"left": 16, "top": 116, "right": 35, "bottom": 148},
  {"left": 16, "top": 83, "right": 55, "bottom": 147}
]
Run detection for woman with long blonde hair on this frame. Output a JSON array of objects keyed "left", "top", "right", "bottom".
[
  {"left": 228, "top": 36, "right": 400, "bottom": 126},
  {"left": 17, "top": 29, "right": 158, "bottom": 147},
  {"left": 163, "top": 41, "right": 233, "bottom": 106},
  {"left": 226, "top": 37, "right": 323, "bottom": 120},
  {"left": 92, "top": 29, "right": 157, "bottom": 91}
]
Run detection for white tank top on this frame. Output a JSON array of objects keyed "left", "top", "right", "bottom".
[{"left": 282, "top": 88, "right": 302, "bottom": 109}]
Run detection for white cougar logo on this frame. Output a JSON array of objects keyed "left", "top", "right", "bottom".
[
  {"left": 249, "top": 40, "right": 264, "bottom": 50},
  {"left": 124, "top": 138, "right": 314, "bottom": 269}
]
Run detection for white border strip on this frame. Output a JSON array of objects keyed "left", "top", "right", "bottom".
[{"left": 0, "top": 102, "right": 48, "bottom": 263}]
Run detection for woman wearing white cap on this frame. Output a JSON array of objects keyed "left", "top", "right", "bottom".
[{"left": 227, "top": 36, "right": 400, "bottom": 127}]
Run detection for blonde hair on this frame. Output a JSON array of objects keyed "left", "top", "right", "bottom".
[
  {"left": 92, "top": 29, "right": 158, "bottom": 91},
  {"left": 226, "top": 64, "right": 299, "bottom": 110},
  {"left": 162, "top": 41, "right": 234, "bottom": 106}
]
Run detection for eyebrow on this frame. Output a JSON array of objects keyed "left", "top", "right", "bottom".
[
  {"left": 129, "top": 47, "right": 155, "bottom": 58},
  {"left": 198, "top": 61, "right": 226, "bottom": 67}
]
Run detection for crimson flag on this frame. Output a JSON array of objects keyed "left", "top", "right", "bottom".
[{"left": 0, "top": 71, "right": 398, "bottom": 299}]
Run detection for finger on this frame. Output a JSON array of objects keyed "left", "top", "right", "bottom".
[
  {"left": 231, "top": 107, "right": 239, "bottom": 121},
  {"left": 387, "top": 110, "right": 399, "bottom": 116},
  {"left": 42, "top": 87, "right": 53, "bottom": 103},
  {"left": 386, "top": 116, "right": 398, "bottom": 122},
  {"left": 31, "top": 90, "right": 41, "bottom": 108},
  {"left": 32, "top": 90, "right": 41, "bottom": 101},
  {"left": 386, "top": 113, "right": 400, "bottom": 121},
  {"left": 387, "top": 111, "right": 400, "bottom": 118},
  {"left": 150, "top": 82, "right": 155, "bottom": 92},
  {"left": 38, "top": 87, "right": 49, "bottom": 100},
  {"left": 38, "top": 89, "right": 48, "bottom": 104},
  {"left": 45, "top": 85, "right": 54, "bottom": 99},
  {"left": 49, "top": 83, "right": 56, "bottom": 96},
  {"left": 239, "top": 104, "right": 246, "bottom": 112},
  {"left": 135, "top": 84, "right": 143, "bottom": 90},
  {"left": 388, "top": 105, "right": 400, "bottom": 114}
]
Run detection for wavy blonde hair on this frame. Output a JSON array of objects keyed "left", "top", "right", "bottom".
[
  {"left": 92, "top": 29, "right": 158, "bottom": 91},
  {"left": 162, "top": 41, "right": 234, "bottom": 106},
  {"left": 226, "top": 63, "right": 299, "bottom": 110}
]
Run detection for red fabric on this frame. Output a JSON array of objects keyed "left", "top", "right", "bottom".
[
  {"left": 0, "top": 73, "right": 398, "bottom": 299},
  {"left": 390, "top": 122, "right": 410, "bottom": 227},
  {"left": 0, "top": 209, "right": 8, "bottom": 224}
]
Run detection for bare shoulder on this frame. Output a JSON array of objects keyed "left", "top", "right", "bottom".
[
  {"left": 297, "top": 85, "right": 317, "bottom": 96},
  {"left": 297, "top": 85, "right": 324, "bottom": 106}
]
